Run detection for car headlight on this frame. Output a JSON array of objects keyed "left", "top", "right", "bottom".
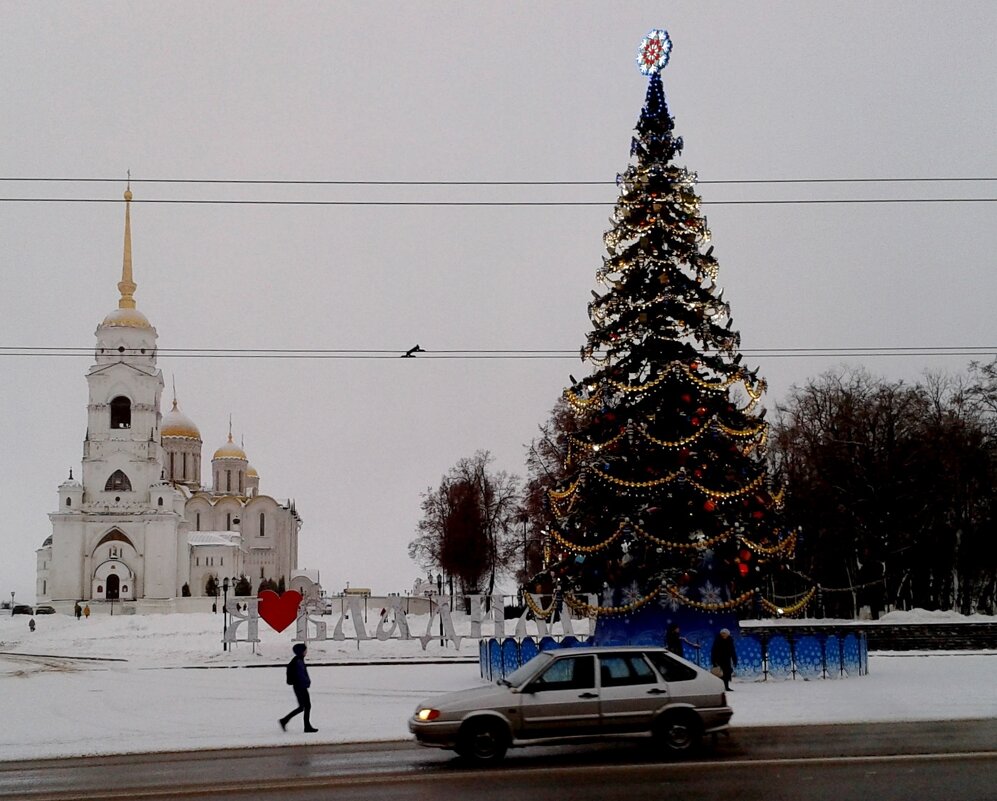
[{"left": 416, "top": 708, "right": 441, "bottom": 721}]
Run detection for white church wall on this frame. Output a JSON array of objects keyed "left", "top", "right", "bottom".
[
  {"left": 144, "top": 519, "right": 180, "bottom": 599},
  {"left": 49, "top": 519, "right": 86, "bottom": 602}
]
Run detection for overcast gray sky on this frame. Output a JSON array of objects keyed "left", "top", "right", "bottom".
[{"left": 2, "top": 2, "right": 995, "bottom": 602}]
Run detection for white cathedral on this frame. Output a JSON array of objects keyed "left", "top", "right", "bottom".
[{"left": 36, "top": 188, "right": 305, "bottom": 612}]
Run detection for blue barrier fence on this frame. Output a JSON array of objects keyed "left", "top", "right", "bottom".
[{"left": 479, "top": 629, "right": 868, "bottom": 682}]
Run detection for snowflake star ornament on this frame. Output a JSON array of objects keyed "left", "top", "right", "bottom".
[{"left": 637, "top": 29, "right": 672, "bottom": 75}]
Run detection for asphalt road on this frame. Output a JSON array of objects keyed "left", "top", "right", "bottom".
[{"left": 2, "top": 719, "right": 994, "bottom": 801}]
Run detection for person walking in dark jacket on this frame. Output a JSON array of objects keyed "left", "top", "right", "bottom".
[
  {"left": 280, "top": 643, "right": 318, "bottom": 733},
  {"left": 710, "top": 628, "right": 738, "bottom": 691}
]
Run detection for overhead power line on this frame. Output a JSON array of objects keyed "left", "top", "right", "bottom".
[
  {"left": 0, "top": 346, "right": 992, "bottom": 360},
  {"left": 1, "top": 176, "right": 995, "bottom": 186},
  {"left": 1, "top": 197, "right": 994, "bottom": 206}
]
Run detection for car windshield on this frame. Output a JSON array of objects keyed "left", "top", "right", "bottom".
[{"left": 504, "top": 652, "right": 554, "bottom": 687}]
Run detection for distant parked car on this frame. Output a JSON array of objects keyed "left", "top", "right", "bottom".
[
  {"left": 409, "top": 645, "right": 732, "bottom": 763},
  {"left": 34, "top": 605, "right": 57, "bottom": 615},
  {"left": 11, "top": 604, "right": 33, "bottom": 615}
]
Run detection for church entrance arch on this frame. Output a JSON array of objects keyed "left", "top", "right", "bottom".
[{"left": 91, "top": 559, "right": 135, "bottom": 601}]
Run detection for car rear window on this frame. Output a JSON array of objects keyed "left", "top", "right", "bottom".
[
  {"left": 599, "top": 654, "right": 658, "bottom": 686},
  {"left": 647, "top": 652, "right": 699, "bottom": 682}
]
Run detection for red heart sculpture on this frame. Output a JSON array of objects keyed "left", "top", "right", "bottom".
[{"left": 258, "top": 590, "right": 302, "bottom": 633}]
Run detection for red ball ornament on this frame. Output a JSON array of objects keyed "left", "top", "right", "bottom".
[
  {"left": 739, "top": 549, "right": 752, "bottom": 562},
  {"left": 752, "top": 510, "right": 764, "bottom": 519},
  {"left": 681, "top": 394, "right": 692, "bottom": 404},
  {"left": 693, "top": 469, "right": 703, "bottom": 478},
  {"left": 691, "top": 417, "right": 700, "bottom": 426},
  {"left": 738, "top": 563, "right": 750, "bottom": 577},
  {"left": 690, "top": 361, "right": 699, "bottom": 371},
  {"left": 696, "top": 407, "right": 707, "bottom": 416},
  {"left": 704, "top": 500, "right": 716, "bottom": 512}
]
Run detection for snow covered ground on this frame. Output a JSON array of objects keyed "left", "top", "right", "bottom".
[{"left": 0, "top": 610, "right": 993, "bottom": 762}]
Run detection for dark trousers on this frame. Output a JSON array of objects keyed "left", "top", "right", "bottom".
[
  {"left": 720, "top": 667, "right": 733, "bottom": 690},
  {"left": 282, "top": 685, "right": 312, "bottom": 729}
]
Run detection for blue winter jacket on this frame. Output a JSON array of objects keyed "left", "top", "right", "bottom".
[{"left": 290, "top": 656, "right": 311, "bottom": 689}]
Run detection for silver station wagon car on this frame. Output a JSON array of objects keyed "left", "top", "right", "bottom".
[{"left": 409, "top": 645, "right": 732, "bottom": 762}]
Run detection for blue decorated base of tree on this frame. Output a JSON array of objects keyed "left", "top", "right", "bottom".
[{"left": 593, "top": 604, "right": 738, "bottom": 667}]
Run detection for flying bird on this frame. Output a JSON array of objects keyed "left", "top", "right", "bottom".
[{"left": 401, "top": 345, "right": 424, "bottom": 358}]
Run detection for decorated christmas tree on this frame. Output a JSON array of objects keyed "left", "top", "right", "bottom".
[{"left": 537, "top": 31, "right": 808, "bottom": 644}]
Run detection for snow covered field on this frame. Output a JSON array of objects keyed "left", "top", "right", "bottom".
[{"left": 0, "top": 610, "right": 993, "bottom": 762}]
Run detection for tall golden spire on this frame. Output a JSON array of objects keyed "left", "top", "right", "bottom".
[{"left": 118, "top": 174, "right": 137, "bottom": 309}]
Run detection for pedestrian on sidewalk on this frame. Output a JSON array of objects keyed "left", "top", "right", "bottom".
[
  {"left": 711, "top": 628, "right": 738, "bottom": 691},
  {"left": 279, "top": 643, "right": 318, "bottom": 733}
]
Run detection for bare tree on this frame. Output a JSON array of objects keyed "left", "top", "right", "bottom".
[
  {"left": 771, "top": 367, "right": 996, "bottom": 615},
  {"left": 408, "top": 451, "right": 522, "bottom": 597},
  {"left": 519, "top": 398, "right": 581, "bottom": 587}
]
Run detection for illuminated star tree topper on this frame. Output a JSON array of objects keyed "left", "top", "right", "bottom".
[{"left": 637, "top": 29, "right": 672, "bottom": 75}]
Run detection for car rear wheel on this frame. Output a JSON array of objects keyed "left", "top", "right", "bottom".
[
  {"left": 655, "top": 710, "right": 701, "bottom": 756},
  {"left": 456, "top": 718, "right": 509, "bottom": 763}
]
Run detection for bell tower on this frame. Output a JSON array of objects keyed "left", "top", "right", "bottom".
[{"left": 81, "top": 184, "right": 165, "bottom": 502}]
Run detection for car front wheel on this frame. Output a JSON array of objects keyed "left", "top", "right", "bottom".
[
  {"left": 655, "top": 710, "right": 701, "bottom": 756},
  {"left": 456, "top": 718, "right": 509, "bottom": 763}
]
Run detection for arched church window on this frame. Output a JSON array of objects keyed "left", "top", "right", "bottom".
[
  {"left": 157, "top": 497, "right": 164, "bottom": 507},
  {"left": 226, "top": 512, "right": 231, "bottom": 531},
  {"left": 105, "top": 470, "right": 132, "bottom": 492},
  {"left": 169, "top": 452, "right": 175, "bottom": 478},
  {"left": 226, "top": 470, "right": 232, "bottom": 492},
  {"left": 66, "top": 496, "right": 72, "bottom": 507},
  {"left": 96, "top": 529, "right": 134, "bottom": 549},
  {"left": 110, "top": 396, "right": 131, "bottom": 429},
  {"left": 260, "top": 512, "right": 265, "bottom": 537},
  {"left": 196, "top": 512, "right": 201, "bottom": 530}
]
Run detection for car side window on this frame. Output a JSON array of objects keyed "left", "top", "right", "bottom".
[
  {"left": 599, "top": 654, "right": 658, "bottom": 687},
  {"left": 531, "top": 656, "right": 595, "bottom": 692},
  {"left": 647, "top": 651, "right": 698, "bottom": 682}
]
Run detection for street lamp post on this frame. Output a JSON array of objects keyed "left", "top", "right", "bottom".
[
  {"left": 222, "top": 577, "right": 230, "bottom": 652},
  {"left": 436, "top": 572, "right": 444, "bottom": 647}
]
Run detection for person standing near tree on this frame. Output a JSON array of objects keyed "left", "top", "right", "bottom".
[
  {"left": 711, "top": 628, "right": 738, "bottom": 691},
  {"left": 666, "top": 624, "right": 700, "bottom": 659},
  {"left": 279, "top": 643, "right": 318, "bottom": 733}
]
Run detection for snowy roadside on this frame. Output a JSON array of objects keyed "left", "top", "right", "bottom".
[{"left": 1, "top": 612, "right": 995, "bottom": 762}]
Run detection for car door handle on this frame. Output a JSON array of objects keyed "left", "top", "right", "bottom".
[
  {"left": 578, "top": 692, "right": 598, "bottom": 699},
  {"left": 646, "top": 688, "right": 666, "bottom": 695}
]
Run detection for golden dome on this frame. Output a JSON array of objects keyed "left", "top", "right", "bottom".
[
  {"left": 161, "top": 400, "right": 201, "bottom": 440},
  {"left": 213, "top": 433, "right": 247, "bottom": 461},
  {"left": 101, "top": 307, "right": 154, "bottom": 330},
  {"left": 246, "top": 464, "right": 259, "bottom": 478}
]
